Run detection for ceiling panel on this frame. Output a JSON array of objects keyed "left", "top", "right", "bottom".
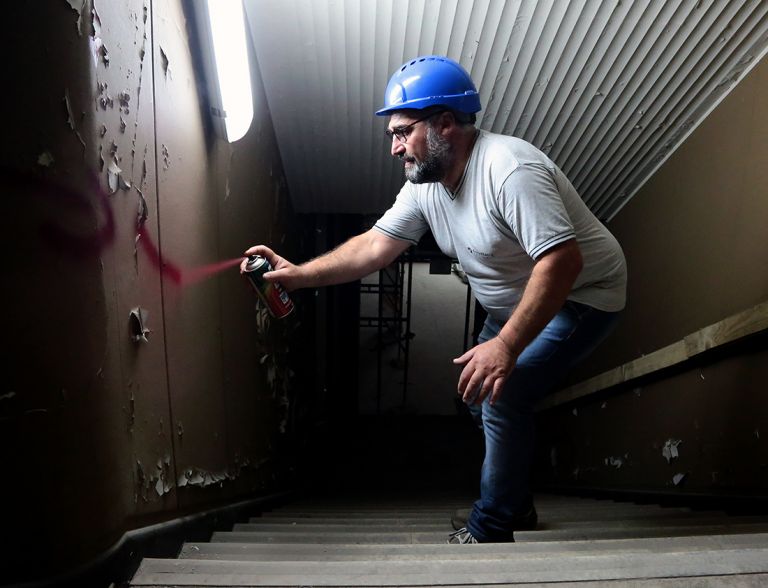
[{"left": 245, "top": 0, "right": 768, "bottom": 219}]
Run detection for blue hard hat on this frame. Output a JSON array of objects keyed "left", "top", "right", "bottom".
[{"left": 376, "top": 55, "right": 481, "bottom": 116}]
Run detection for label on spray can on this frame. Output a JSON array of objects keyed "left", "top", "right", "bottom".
[{"left": 244, "top": 255, "right": 294, "bottom": 318}]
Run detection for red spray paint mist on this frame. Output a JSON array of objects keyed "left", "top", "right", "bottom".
[
  {"left": 136, "top": 224, "right": 242, "bottom": 287},
  {"left": 181, "top": 257, "right": 243, "bottom": 286}
]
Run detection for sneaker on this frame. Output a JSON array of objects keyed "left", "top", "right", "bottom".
[
  {"left": 450, "top": 508, "right": 471, "bottom": 531},
  {"left": 451, "top": 505, "right": 538, "bottom": 531},
  {"left": 447, "top": 527, "right": 478, "bottom": 544}
]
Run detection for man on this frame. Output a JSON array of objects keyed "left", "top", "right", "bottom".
[{"left": 242, "top": 55, "right": 627, "bottom": 543}]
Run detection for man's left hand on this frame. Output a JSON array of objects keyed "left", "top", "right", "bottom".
[{"left": 453, "top": 337, "right": 517, "bottom": 406}]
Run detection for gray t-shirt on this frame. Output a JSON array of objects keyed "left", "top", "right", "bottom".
[{"left": 374, "top": 130, "right": 627, "bottom": 322}]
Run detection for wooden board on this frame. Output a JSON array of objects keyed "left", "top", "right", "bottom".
[{"left": 539, "top": 300, "right": 768, "bottom": 410}]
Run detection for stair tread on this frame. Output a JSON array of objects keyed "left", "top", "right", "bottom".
[
  {"left": 211, "top": 521, "right": 768, "bottom": 544},
  {"left": 253, "top": 510, "right": 723, "bottom": 524},
  {"left": 129, "top": 546, "right": 768, "bottom": 586},
  {"left": 241, "top": 514, "right": 763, "bottom": 531},
  {"left": 232, "top": 515, "right": 768, "bottom": 533},
  {"left": 267, "top": 503, "right": 677, "bottom": 514},
  {"left": 266, "top": 499, "right": 639, "bottom": 515},
  {"left": 280, "top": 495, "right": 569, "bottom": 508},
  {"left": 180, "top": 532, "right": 768, "bottom": 560},
  {"left": 128, "top": 492, "right": 768, "bottom": 586},
  {"left": 260, "top": 505, "right": 702, "bottom": 520}
]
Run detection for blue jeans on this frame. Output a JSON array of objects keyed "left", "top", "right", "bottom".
[{"left": 466, "top": 300, "right": 621, "bottom": 542}]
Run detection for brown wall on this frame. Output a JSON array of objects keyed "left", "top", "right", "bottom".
[
  {"left": 537, "top": 55, "right": 768, "bottom": 497},
  {"left": 1, "top": 0, "right": 309, "bottom": 579}
]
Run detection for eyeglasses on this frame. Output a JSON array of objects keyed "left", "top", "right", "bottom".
[{"left": 385, "top": 111, "right": 443, "bottom": 143}]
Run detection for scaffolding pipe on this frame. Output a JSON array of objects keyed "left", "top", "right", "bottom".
[
  {"left": 376, "top": 268, "right": 383, "bottom": 414},
  {"left": 402, "top": 253, "right": 414, "bottom": 408}
]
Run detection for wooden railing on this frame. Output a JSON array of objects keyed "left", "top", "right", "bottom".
[{"left": 538, "top": 300, "right": 768, "bottom": 411}]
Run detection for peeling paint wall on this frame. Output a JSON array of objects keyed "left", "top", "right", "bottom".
[
  {"left": 1, "top": 0, "right": 309, "bottom": 580},
  {"left": 537, "top": 55, "right": 768, "bottom": 497},
  {"left": 540, "top": 351, "right": 768, "bottom": 494}
]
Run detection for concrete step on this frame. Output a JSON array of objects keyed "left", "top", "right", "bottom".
[
  {"left": 129, "top": 493, "right": 768, "bottom": 587},
  {"left": 265, "top": 497, "right": 607, "bottom": 516},
  {"left": 524, "top": 576, "right": 768, "bottom": 587},
  {"left": 279, "top": 494, "right": 570, "bottom": 509},
  {"left": 266, "top": 501, "right": 651, "bottom": 515},
  {"left": 252, "top": 509, "right": 724, "bottom": 525},
  {"left": 211, "top": 529, "right": 443, "bottom": 544},
  {"left": 180, "top": 532, "right": 768, "bottom": 561},
  {"left": 129, "top": 545, "right": 768, "bottom": 586},
  {"left": 261, "top": 510, "right": 457, "bottom": 518},
  {"left": 514, "top": 521, "right": 768, "bottom": 542},
  {"left": 262, "top": 504, "right": 708, "bottom": 519},
  {"left": 233, "top": 522, "right": 451, "bottom": 532},
  {"left": 212, "top": 520, "right": 768, "bottom": 544},
  {"left": 233, "top": 514, "right": 768, "bottom": 533}
]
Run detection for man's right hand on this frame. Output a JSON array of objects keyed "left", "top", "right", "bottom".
[
  {"left": 241, "top": 229, "right": 410, "bottom": 293},
  {"left": 241, "top": 245, "right": 304, "bottom": 292}
]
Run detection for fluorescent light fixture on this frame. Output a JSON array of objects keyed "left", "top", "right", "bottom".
[{"left": 205, "top": 0, "right": 253, "bottom": 142}]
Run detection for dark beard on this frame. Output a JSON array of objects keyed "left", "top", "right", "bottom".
[{"left": 402, "top": 126, "right": 451, "bottom": 184}]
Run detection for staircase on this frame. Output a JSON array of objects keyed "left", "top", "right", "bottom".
[{"left": 129, "top": 493, "right": 768, "bottom": 586}]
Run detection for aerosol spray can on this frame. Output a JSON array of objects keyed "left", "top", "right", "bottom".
[{"left": 243, "top": 255, "right": 294, "bottom": 318}]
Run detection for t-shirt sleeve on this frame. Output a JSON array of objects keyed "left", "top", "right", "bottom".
[
  {"left": 497, "top": 163, "right": 576, "bottom": 259},
  {"left": 373, "top": 183, "right": 429, "bottom": 245}
]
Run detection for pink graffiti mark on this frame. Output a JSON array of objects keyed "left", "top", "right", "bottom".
[
  {"left": 135, "top": 224, "right": 183, "bottom": 284},
  {"left": 10, "top": 170, "right": 117, "bottom": 258},
  {"left": 6, "top": 168, "right": 243, "bottom": 287}
]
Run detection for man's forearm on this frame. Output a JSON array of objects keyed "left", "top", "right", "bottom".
[
  {"left": 497, "top": 240, "right": 583, "bottom": 356},
  {"left": 299, "top": 230, "right": 408, "bottom": 288}
]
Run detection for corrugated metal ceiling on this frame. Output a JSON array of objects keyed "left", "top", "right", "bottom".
[{"left": 245, "top": 0, "right": 768, "bottom": 220}]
